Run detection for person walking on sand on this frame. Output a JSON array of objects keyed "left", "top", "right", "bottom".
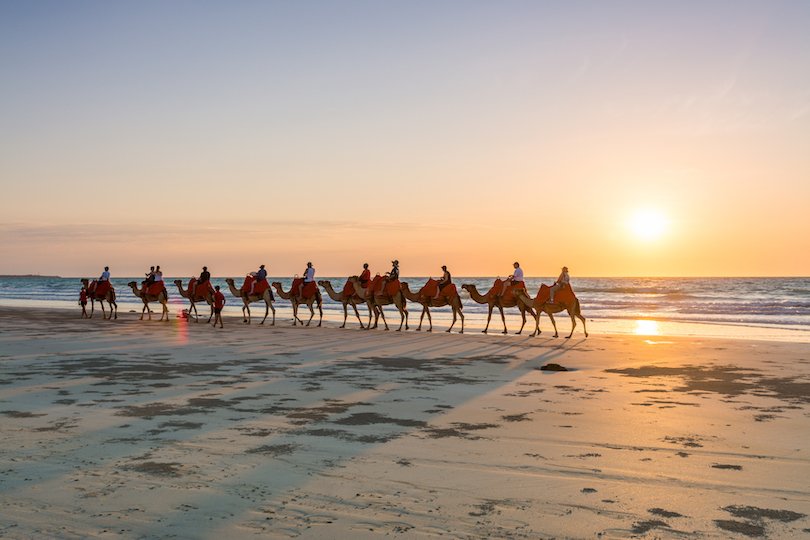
[
  {"left": 548, "top": 266, "right": 570, "bottom": 304},
  {"left": 79, "top": 286, "right": 88, "bottom": 318},
  {"left": 212, "top": 285, "right": 226, "bottom": 328},
  {"left": 298, "top": 262, "right": 315, "bottom": 300},
  {"left": 359, "top": 263, "right": 371, "bottom": 288},
  {"left": 434, "top": 265, "right": 452, "bottom": 300},
  {"left": 499, "top": 262, "right": 524, "bottom": 297}
]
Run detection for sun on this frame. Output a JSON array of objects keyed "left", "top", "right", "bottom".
[{"left": 628, "top": 209, "right": 668, "bottom": 241}]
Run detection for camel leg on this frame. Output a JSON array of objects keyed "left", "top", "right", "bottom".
[
  {"left": 340, "top": 302, "right": 348, "bottom": 328},
  {"left": 548, "top": 312, "right": 559, "bottom": 337},
  {"left": 270, "top": 303, "right": 276, "bottom": 326},
  {"left": 88, "top": 299, "right": 94, "bottom": 319},
  {"left": 516, "top": 307, "right": 526, "bottom": 335},
  {"left": 416, "top": 307, "right": 425, "bottom": 331},
  {"left": 378, "top": 306, "right": 390, "bottom": 330},
  {"left": 566, "top": 310, "right": 577, "bottom": 339},
  {"left": 207, "top": 302, "right": 214, "bottom": 323},
  {"left": 162, "top": 301, "right": 169, "bottom": 321},
  {"left": 317, "top": 299, "right": 323, "bottom": 327},
  {"left": 459, "top": 307, "right": 464, "bottom": 334},
  {"left": 425, "top": 306, "right": 433, "bottom": 332},
  {"left": 483, "top": 305, "right": 494, "bottom": 333},
  {"left": 260, "top": 300, "right": 269, "bottom": 325},
  {"left": 99, "top": 300, "right": 106, "bottom": 320},
  {"left": 112, "top": 300, "right": 118, "bottom": 320},
  {"left": 499, "top": 305, "right": 508, "bottom": 334},
  {"left": 305, "top": 301, "right": 315, "bottom": 326},
  {"left": 351, "top": 302, "right": 364, "bottom": 329},
  {"left": 447, "top": 308, "right": 456, "bottom": 333}
]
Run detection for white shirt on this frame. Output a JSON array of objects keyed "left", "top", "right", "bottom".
[
  {"left": 100, "top": 271, "right": 110, "bottom": 281},
  {"left": 304, "top": 267, "right": 315, "bottom": 282},
  {"left": 512, "top": 267, "right": 524, "bottom": 282},
  {"left": 154, "top": 272, "right": 164, "bottom": 282}
]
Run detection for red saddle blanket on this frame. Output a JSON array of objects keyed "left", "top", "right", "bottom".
[
  {"left": 419, "top": 279, "right": 458, "bottom": 300},
  {"left": 141, "top": 282, "right": 166, "bottom": 296},
  {"left": 88, "top": 280, "right": 112, "bottom": 299},
  {"left": 341, "top": 279, "right": 356, "bottom": 298},
  {"left": 241, "top": 276, "right": 269, "bottom": 296},
  {"left": 485, "top": 278, "right": 526, "bottom": 303},
  {"left": 367, "top": 276, "right": 400, "bottom": 297},
  {"left": 290, "top": 278, "right": 318, "bottom": 298},
  {"left": 188, "top": 278, "right": 213, "bottom": 300},
  {"left": 535, "top": 283, "right": 577, "bottom": 305}
]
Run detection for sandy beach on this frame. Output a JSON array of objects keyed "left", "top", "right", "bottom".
[{"left": 1, "top": 306, "right": 809, "bottom": 539}]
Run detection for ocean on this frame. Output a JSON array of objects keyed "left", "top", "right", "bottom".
[{"left": 1, "top": 276, "right": 808, "bottom": 341}]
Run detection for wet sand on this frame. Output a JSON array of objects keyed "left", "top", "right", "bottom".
[{"left": 1, "top": 306, "right": 809, "bottom": 538}]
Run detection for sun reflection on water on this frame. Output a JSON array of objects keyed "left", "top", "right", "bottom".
[{"left": 634, "top": 319, "right": 660, "bottom": 336}]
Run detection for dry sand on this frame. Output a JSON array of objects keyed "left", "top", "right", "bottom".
[{"left": 1, "top": 306, "right": 809, "bottom": 539}]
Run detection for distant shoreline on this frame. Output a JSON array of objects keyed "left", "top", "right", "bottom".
[{"left": 0, "top": 274, "right": 61, "bottom": 279}]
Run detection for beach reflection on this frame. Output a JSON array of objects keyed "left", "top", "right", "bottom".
[{"left": 634, "top": 319, "right": 660, "bottom": 336}]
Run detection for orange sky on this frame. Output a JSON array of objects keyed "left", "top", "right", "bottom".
[{"left": 1, "top": 2, "right": 808, "bottom": 277}]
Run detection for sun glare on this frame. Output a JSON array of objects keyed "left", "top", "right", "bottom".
[{"left": 628, "top": 209, "right": 668, "bottom": 241}]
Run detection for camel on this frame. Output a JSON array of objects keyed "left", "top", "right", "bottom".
[
  {"left": 349, "top": 276, "right": 409, "bottom": 331},
  {"left": 318, "top": 279, "right": 371, "bottom": 329},
  {"left": 224, "top": 277, "right": 275, "bottom": 325},
  {"left": 461, "top": 280, "right": 536, "bottom": 334},
  {"left": 127, "top": 281, "right": 169, "bottom": 321},
  {"left": 400, "top": 280, "right": 464, "bottom": 333},
  {"left": 271, "top": 281, "right": 323, "bottom": 327},
  {"left": 80, "top": 278, "right": 117, "bottom": 320},
  {"left": 514, "top": 286, "right": 588, "bottom": 339},
  {"left": 173, "top": 279, "right": 214, "bottom": 323}
]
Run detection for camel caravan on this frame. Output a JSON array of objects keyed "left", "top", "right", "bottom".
[{"left": 81, "top": 262, "right": 587, "bottom": 338}]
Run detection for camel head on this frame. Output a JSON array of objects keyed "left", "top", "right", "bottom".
[
  {"left": 317, "top": 280, "right": 328, "bottom": 286},
  {"left": 80, "top": 278, "right": 89, "bottom": 285},
  {"left": 127, "top": 281, "right": 138, "bottom": 288},
  {"left": 461, "top": 284, "right": 472, "bottom": 292},
  {"left": 271, "top": 281, "right": 282, "bottom": 288},
  {"left": 173, "top": 279, "right": 183, "bottom": 285}
]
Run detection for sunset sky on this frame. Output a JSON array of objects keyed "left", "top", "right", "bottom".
[{"left": 1, "top": 1, "right": 808, "bottom": 277}]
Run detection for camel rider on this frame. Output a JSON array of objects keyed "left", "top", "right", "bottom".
[
  {"left": 434, "top": 265, "right": 451, "bottom": 299},
  {"left": 154, "top": 265, "right": 166, "bottom": 296},
  {"left": 144, "top": 266, "right": 156, "bottom": 286},
  {"left": 379, "top": 260, "right": 399, "bottom": 294},
  {"left": 196, "top": 266, "right": 211, "bottom": 297},
  {"left": 99, "top": 266, "right": 110, "bottom": 282},
  {"left": 298, "top": 262, "right": 315, "bottom": 300},
  {"left": 359, "top": 263, "right": 371, "bottom": 288},
  {"left": 246, "top": 264, "right": 267, "bottom": 297},
  {"left": 499, "top": 262, "right": 524, "bottom": 297},
  {"left": 548, "top": 266, "right": 570, "bottom": 304}
]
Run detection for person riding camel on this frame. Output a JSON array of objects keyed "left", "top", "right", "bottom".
[
  {"left": 499, "top": 262, "right": 524, "bottom": 297},
  {"left": 144, "top": 266, "right": 156, "bottom": 286},
  {"left": 99, "top": 266, "right": 110, "bottom": 282},
  {"left": 434, "top": 265, "right": 452, "bottom": 299},
  {"left": 548, "top": 266, "right": 570, "bottom": 304},
  {"left": 154, "top": 265, "right": 166, "bottom": 296},
  {"left": 196, "top": 266, "right": 211, "bottom": 297},
  {"left": 359, "top": 263, "right": 371, "bottom": 288},
  {"left": 246, "top": 264, "right": 267, "bottom": 298},
  {"left": 379, "top": 260, "right": 399, "bottom": 295},
  {"left": 298, "top": 262, "right": 315, "bottom": 300}
]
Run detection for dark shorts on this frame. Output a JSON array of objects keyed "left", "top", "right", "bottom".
[
  {"left": 80, "top": 301, "right": 87, "bottom": 306},
  {"left": 214, "top": 307, "right": 223, "bottom": 314}
]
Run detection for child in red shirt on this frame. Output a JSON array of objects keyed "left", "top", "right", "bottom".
[
  {"left": 79, "top": 287, "right": 88, "bottom": 318},
  {"left": 213, "top": 285, "right": 225, "bottom": 329}
]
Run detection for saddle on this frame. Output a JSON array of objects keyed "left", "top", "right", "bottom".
[
  {"left": 88, "top": 280, "right": 113, "bottom": 299},
  {"left": 486, "top": 278, "right": 525, "bottom": 303},
  {"left": 368, "top": 276, "right": 400, "bottom": 298},
  {"left": 536, "top": 283, "right": 577, "bottom": 305},
  {"left": 291, "top": 278, "right": 318, "bottom": 298},
  {"left": 341, "top": 279, "right": 356, "bottom": 298},
  {"left": 241, "top": 275, "right": 269, "bottom": 296},
  {"left": 188, "top": 278, "right": 213, "bottom": 300},
  {"left": 419, "top": 278, "right": 458, "bottom": 302},
  {"left": 141, "top": 282, "right": 166, "bottom": 297}
]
